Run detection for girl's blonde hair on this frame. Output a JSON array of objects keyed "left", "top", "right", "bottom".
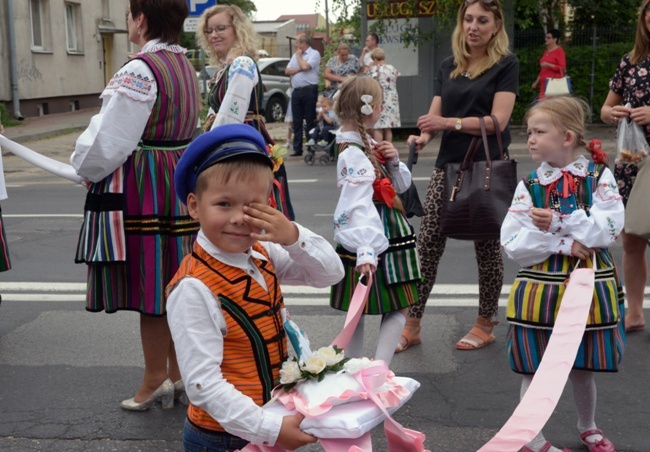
[
  {"left": 196, "top": 5, "right": 258, "bottom": 68},
  {"left": 525, "top": 96, "right": 608, "bottom": 164},
  {"left": 335, "top": 76, "right": 405, "bottom": 211},
  {"left": 450, "top": 0, "right": 511, "bottom": 79},
  {"left": 629, "top": 0, "right": 650, "bottom": 65}
]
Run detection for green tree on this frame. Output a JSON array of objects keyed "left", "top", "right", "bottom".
[{"left": 568, "top": 0, "right": 638, "bottom": 29}]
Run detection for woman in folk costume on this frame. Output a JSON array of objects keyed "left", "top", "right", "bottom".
[
  {"left": 70, "top": 0, "right": 200, "bottom": 410},
  {"left": 197, "top": 4, "right": 294, "bottom": 220},
  {"left": 501, "top": 96, "right": 624, "bottom": 452},
  {"left": 330, "top": 76, "right": 420, "bottom": 366}
]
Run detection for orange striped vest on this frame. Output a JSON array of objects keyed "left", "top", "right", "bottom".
[{"left": 167, "top": 241, "right": 287, "bottom": 432}]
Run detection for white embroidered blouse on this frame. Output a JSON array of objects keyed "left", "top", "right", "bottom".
[
  {"left": 501, "top": 156, "right": 624, "bottom": 267},
  {"left": 71, "top": 40, "right": 186, "bottom": 182},
  {"left": 208, "top": 55, "right": 259, "bottom": 130},
  {"left": 333, "top": 130, "right": 412, "bottom": 267}
]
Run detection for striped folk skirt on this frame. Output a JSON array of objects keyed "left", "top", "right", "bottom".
[
  {"left": 0, "top": 206, "right": 11, "bottom": 272},
  {"left": 330, "top": 204, "right": 421, "bottom": 315},
  {"left": 506, "top": 251, "right": 625, "bottom": 373},
  {"left": 75, "top": 148, "right": 198, "bottom": 316}
]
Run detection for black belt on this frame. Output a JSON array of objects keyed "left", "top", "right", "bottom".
[
  {"left": 140, "top": 139, "right": 191, "bottom": 147},
  {"left": 293, "top": 84, "right": 318, "bottom": 91}
]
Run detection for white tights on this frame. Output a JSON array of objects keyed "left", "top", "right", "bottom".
[
  {"left": 345, "top": 311, "right": 406, "bottom": 366},
  {"left": 520, "top": 370, "right": 600, "bottom": 451}
]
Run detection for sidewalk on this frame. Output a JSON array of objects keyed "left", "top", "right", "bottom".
[
  {"left": 2, "top": 108, "right": 100, "bottom": 144},
  {"left": 2, "top": 107, "right": 619, "bottom": 159}
]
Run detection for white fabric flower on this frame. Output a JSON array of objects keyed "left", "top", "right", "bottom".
[
  {"left": 302, "top": 355, "right": 327, "bottom": 374},
  {"left": 315, "top": 346, "right": 345, "bottom": 366},
  {"left": 343, "top": 357, "right": 373, "bottom": 375},
  {"left": 279, "top": 360, "right": 302, "bottom": 384}
]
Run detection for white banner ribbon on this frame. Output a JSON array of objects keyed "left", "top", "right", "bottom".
[{"left": 0, "top": 134, "right": 83, "bottom": 184}]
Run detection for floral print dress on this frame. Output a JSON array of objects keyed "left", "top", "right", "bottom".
[
  {"left": 609, "top": 55, "right": 650, "bottom": 204},
  {"left": 370, "top": 63, "right": 401, "bottom": 129}
]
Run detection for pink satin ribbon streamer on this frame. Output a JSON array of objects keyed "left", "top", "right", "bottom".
[
  {"left": 331, "top": 275, "right": 372, "bottom": 350},
  {"left": 478, "top": 264, "right": 596, "bottom": 452},
  {"left": 240, "top": 276, "right": 430, "bottom": 452}
]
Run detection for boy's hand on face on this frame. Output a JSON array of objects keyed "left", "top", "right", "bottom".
[
  {"left": 276, "top": 413, "right": 317, "bottom": 450},
  {"left": 244, "top": 202, "right": 299, "bottom": 246}
]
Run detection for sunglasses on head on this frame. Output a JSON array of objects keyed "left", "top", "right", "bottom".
[{"left": 465, "top": 0, "right": 497, "bottom": 6}]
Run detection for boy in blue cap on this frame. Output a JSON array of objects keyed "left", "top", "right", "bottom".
[{"left": 167, "top": 123, "right": 344, "bottom": 451}]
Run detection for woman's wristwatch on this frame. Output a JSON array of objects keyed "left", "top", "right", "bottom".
[{"left": 454, "top": 118, "right": 462, "bottom": 131}]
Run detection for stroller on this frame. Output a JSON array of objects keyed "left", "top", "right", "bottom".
[{"left": 304, "top": 127, "right": 336, "bottom": 166}]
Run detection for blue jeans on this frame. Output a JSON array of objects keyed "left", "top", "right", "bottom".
[{"left": 183, "top": 418, "right": 249, "bottom": 452}]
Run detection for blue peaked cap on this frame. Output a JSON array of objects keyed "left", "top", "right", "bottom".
[{"left": 175, "top": 123, "right": 273, "bottom": 205}]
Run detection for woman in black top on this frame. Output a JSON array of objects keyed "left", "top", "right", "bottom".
[{"left": 396, "top": 0, "right": 519, "bottom": 353}]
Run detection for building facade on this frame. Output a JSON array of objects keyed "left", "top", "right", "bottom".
[{"left": 1, "top": 0, "right": 130, "bottom": 118}]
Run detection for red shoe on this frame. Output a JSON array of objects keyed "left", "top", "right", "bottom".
[
  {"left": 520, "top": 441, "right": 571, "bottom": 452},
  {"left": 580, "top": 429, "right": 615, "bottom": 452}
]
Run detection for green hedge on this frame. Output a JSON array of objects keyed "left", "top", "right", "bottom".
[{"left": 512, "top": 42, "right": 633, "bottom": 124}]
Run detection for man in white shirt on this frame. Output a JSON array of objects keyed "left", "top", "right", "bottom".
[
  {"left": 285, "top": 34, "right": 321, "bottom": 156},
  {"left": 360, "top": 33, "right": 380, "bottom": 73}
]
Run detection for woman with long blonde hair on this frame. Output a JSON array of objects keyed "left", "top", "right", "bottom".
[
  {"left": 197, "top": 4, "right": 294, "bottom": 219},
  {"left": 397, "top": 0, "right": 519, "bottom": 353}
]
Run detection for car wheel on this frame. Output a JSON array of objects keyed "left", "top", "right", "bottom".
[{"left": 265, "top": 96, "right": 286, "bottom": 123}]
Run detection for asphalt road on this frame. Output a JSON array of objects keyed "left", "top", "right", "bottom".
[{"left": 0, "top": 132, "right": 647, "bottom": 451}]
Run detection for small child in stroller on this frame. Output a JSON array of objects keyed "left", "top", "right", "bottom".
[{"left": 305, "top": 96, "right": 338, "bottom": 165}]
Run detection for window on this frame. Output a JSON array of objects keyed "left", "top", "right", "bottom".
[
  {"left": 65, "top": 2, "right": 83, "bottom": 53},
  {"left": 65, "top": 3, "right": 83, "bottom": 53},
  {"left": 30, "top": 0, "right": 43, "bottom": 48},
  {"left": 29, "top": 0, "right": 52, "bottom": 52}
]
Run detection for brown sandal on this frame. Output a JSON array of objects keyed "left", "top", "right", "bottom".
[
  {"left": 395, "top": 322, "right": 421, "bottom": 353},
  {"left": 456, "top": 316, "right": 498, "bottom": 351}
]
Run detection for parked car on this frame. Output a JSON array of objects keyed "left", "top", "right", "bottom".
[
  {"left": 257, "top": 58, "right": 291, "bottom": 123},
  {"left": 186, "top": 49, "right": 205, "bottom": 71},
  {"left": 196, "top": 57, "right": 291, "bottom": 123}
]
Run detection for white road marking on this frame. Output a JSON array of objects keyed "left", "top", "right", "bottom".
[{"left": 1, "top": 282, "right": 646, "bottom": 306}]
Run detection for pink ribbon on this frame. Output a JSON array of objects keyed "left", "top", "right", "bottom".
[
  {"left": 478, "top": 261, "right": 596, "bottom": 452},
  {"left": 240, "top": 277, "right": 429, "bottom": 452},
  {"left": 331, "top": 275, "right": 372, "bottom": 350}
]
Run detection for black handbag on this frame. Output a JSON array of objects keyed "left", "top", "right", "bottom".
[
  {"left": 398, "top": 141, "right": 424, "bottom": 218},
  {"left": 440, "top": 116, "right": 517, "bottom": 240}
]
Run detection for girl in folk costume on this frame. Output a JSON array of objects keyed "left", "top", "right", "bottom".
[
  {"left": 330, "top": 76, "right": 421, "bottom": 366},
  {"left": 501, "top": 96, "right": 624, "bottom": 452},
  {"left": 197, "top": 5, "right": 294, "bottom": 220}
]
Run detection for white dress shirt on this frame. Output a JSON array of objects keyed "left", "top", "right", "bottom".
[
  {"left": 287, "top": 47, "right": 321, "bottom": 88},
  {"left": 167, "top": 225, "right": 344, "bottom": 446}
]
